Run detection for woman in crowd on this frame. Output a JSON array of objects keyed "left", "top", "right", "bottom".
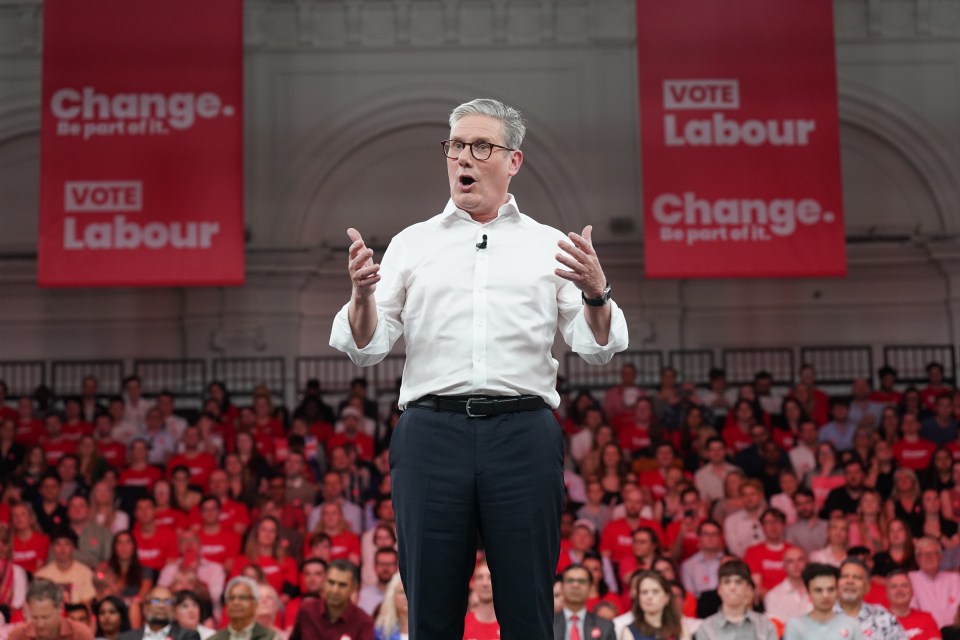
[
  {"left": 94, "top": 596, "right": 132, "bottom": 640},
  {"left": 925, "top": 446, "right": 955, "bottom": 492},
  {"left": 174, "top": 589, "right": 216, "bottom": 640},
  {"left": 848, "top": 489, "right": 888, "bottom": 553},
  {"left": 810, "top": 516, "right": 850, "bottom": 566},
  {"left": 722, "top": 400, "right": 759, "bottom": 454},
  {"left": 118, "top": 440, "right": 162, "bottom": 492},
  {"left": 75, "top": 435, "right": 107, "bottom": 487},
  {"left": 239, "top": 516, "right": 298, "bottom": 596},
  {"left": 579, "top": 424, "right": 616, "bottom": 480},
  {"left": 851, "top": 426, "right": 874, "bottom": 471},
  {"left": 624, "top": 570, "right": 688, "bottom": 640},
  {"left": 19, "top": 445, "right": 47, "bottom": 489},
  {"left": 711, "top": 470, "right": 745, "bottom": 523},
  {"left": 233, "top": 431, "right": 271, "bottom": 485},
  {"left": 676, "top": 407, "right": 713, "bottom": 473},
  {"left": 805, "top": 442, "right": 845, "bottom": 511},
  {"left": 920, "top": 487, "right": 959, "bottom": 547},
  {"left": 0, "top": 524, "right": 28, "bottom": 611},
  {"left": 872, "top": 518, "right": 918, "bottom": 577},
  {"left": 887, "top": 467, "right": 925, "bottom": 537},
  {"left": 10, "top": 502, "right": 47, "bottom": 574},
  {"left": 170, "top": 466, "right": 203, "bottom": 514},
  {"left": 153, "top": 479, "right": 188, "bottom": 531},
  {"left": 878, "top": 406, "right": 902, "bottom": 444},
  {"left": 772, "top": 397, "right": 809, "bottom": 451},
  {"left": 942, "top": 460, "right": 960, "bottom": 522},
  {"left": 206, "top": 381, "right": 239, "bottom": 426},
  {"left": 899, "top": 387, "right": 931, "bottom": 421},
  {"left": 90, "top": 480, "right": 131, "bottom": 534},
  {"left": 791, "top": 383, "right": 827, "bottom": 426},
  {"left": 768, "top": 469, "right": 800, "bottom": 525},
  {"left": 223, "top": 452, "right": 259, "bottom": 508},
  {"left": 0, "top": 419, "right": 25, "bottom": 483},
  {"left": 255, "top": 584, "right": 286, "bottom": 638},
  {"left": 652, "top": 557, "right": 696, "bottom": 619},
  {"left": 100, "top": 530, "right": 152, "bottom": 622},
  {"left": 374, "top": 573, "right": 409, "bottom": 640},
  {"left": 867, "top": 439, "right": 897, "bottom": 500},
  {"left": 596, "top": 442, "right": 631, "bottom": 506}
]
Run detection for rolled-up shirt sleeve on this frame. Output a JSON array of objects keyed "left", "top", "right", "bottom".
[
  {"left": 557, "top": 279, "right": 629, "bottom": 365},
  {"left": 329, "top": 237, "right": 407, "bottom": 366}
]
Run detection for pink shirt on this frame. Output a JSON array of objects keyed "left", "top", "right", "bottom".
[{"left": 909, "top": 569, "right": 960, "bottom": 628}]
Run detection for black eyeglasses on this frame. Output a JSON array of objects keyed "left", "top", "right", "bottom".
[{"left": 441, "top": 139, "right": 514, "bottom": 161}]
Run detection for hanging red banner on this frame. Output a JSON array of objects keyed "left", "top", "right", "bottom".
[
  {"left": 637, "top": 0, "right": 846, "bottom": 278},
  {"left": 38, "top": 0, "right": 244, "bottom": 287}
]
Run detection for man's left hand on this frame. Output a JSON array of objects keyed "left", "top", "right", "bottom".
[{"left": 556, "top": 224, "right": 606, "bottom": 298}]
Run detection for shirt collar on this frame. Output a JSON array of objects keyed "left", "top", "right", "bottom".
[
  {"left": 143, "top": 624, "right": 172, "bottom": 640},
  {"left": 440, "top": 195, "right": 520, "bottom": 223},
  {"left": 563, "top": 607, "right": 585, "bottom": 622}
]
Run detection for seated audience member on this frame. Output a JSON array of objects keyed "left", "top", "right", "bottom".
[
  {"left": 694, "top": 437, "right": 740, "bottom": 504},
  {"left": 35, "top": 527, "right": 96, "bottom": 605},
  {"left": 893, "top": 415, "right": 936, "bottom": 473},
  {"left": 196, "top": 496, "right": 242, "bottom": 572},
  {"left": 783, "top": 563, "right": 861, "bottom": 640},
  {"left": 722, "top": 400, "right": 759, "bottom": 455},
  {"left": 626, "top": 570, "right": 690, "bottom": 640},
  {"left": 142, "top": 409, "right": 176, "bottom": 467},
  {"left": 254, "top": 585, "right": 285, "bottom": 638},
  {"left": 360, "top": 504, "right": 396, "bottom": 587},
  {"left": 810, "top": 516, "right": 850, "bottom": 567},
  {"left": 694, "top": 559, "right": 777, "bottom": 640},
  {"left": 769, "top": 469, "right": 799, "bottom": 525},
  {"left": 885, "top": 570, "right": 939, "bottom": 640},
  {"left": 0, "top": 524, "right": 28, "bottom": 611},
  {"left": 577, "top": 480, "right": 613, "bottom": 535},
  {"left": 617, "top": 527, "right": 660, "bottom": 588},
  {"left": 205, "top": 470, "right": 252, "bottom": 535},
  {"left": 605, "top": 364, "right": 644, "bottom": 422},
  {"left": 888, "top": 468, "right": 925, "bottom": 538},
  {"left": 282, "top": 451, "right": 317, "bottom": 508},
  {"left": 873, "top": 518, "right": 918, "bottom": 577},
  {"left": 167, "top": 427, "right": 218, "bottom": 493},
  {"left": 89, "top": 481, "right": 130, "bottom": 534},
  {"left": 92, "top": 414, "right": 126, "bottom": 470},
  {"left": 238, "top": 517, "right": 298, "bottom": 597},
  {"left": 169, "top": 467, "right": 203, "bottom": 515},
  {"left": 744, "top": 508, "right": 794, "bottom": 599},
  {"left": 66, "top": 494, "right": 111, "bottom": 568},
  {"left": 723, "top": 480, "right": 766, "bottom": 558},
  {"left": 554, "top": 564, "right": 616, "bottom": 640},
  {"left": 763, "top": 547, "right": 811, "bottom": 625},
  {"left": 33, "top": 471, "right": 69, "bottom": 536},
  {"left": 909, "top": 536, "right": 960, "bottom": 629},
  {"left": 326, "top": 408, "right": 375, "bottom": 462},
  {"left": 9, "top": 579, "right": 94, "bottom": 640},
  {"left": 208, "top": 578, "right": 271, "bottom": 640},
  {"left": 463, "top": 560, "right": 500, "bottom": 640},
  {"left": 664, "top": 488, "right": 707, "bottom": 563},
  {"left": 98, "top": 531, "right": 153, "bottom": 614},
  {"left": 785, "top": 489, "right": 827, "bottom": 556},
  {"left": 118, "top": 440, "right": 162, "bottom": 492},
  {"left": 941, "top": 460, "right": 960, "bottom": 522},
  {"left": 11, "top": 502, "right": 49, "bottom": 574},
  {"left": 173, "top": 590, "right": 215, "bottom": 640},
  {"left": 56, "top": 455, "right": 88, "bottom": 502},
  {"left": 584, "top": 553, "right": 621, "bottom": 614},
  {"left": 357, "top": 547, "right": 398, "bottom": 616},
  {"left": 818, "top": 398, "right": 856, "bottom": 453},
  {"left": 681, "top": 519, "right": 723, "bottom": 599},
  {"left": 821, "top": 459, "right": 867, "bottom": 519},
  {"left": 848, "top": 489, "right": 888, "bottom": 553},
  {"left": 64, "top": 604, "right": 92, "bottom": 630},
  {"left": 118, "top": 585, "right": 201, "bottom": 640},
  {"left": 132, "top": 496, "right": 178, "bottom": 572},
  {"left": 311, "top": 502, "right": 361, "bottom": 566},
  {"left": 157, "top": 531, "right": 226, "bottom": 609},
  {"left": 558, "top": 519, "right": 599, "bottom": 573},
  {"left": 806, "top": 442, "right": 846, "bottom": 512},
  {"left": 307, "top": 472, "right": 363, "bottom": 535},
  {"left": 372, "top": 573, "right": 407, "bottom": 640},
  {"left": 288, "top": 560, "right": 373, "bottom": 640},
  {"left": 835, "top": 558, "right": 907, "bottom": 640},
  {"left": 283, "top": 559, "right": 327, "bottom": 630},
  {"left": 871, "top": 366, "right": 902, "bottom": 406},
  {"left": 919, "top": 488, "right": 959, "bottom": 545},
  {"left": 40, "top": 414, "right": 77, "bottom": 467},
  {"left": 921, "top": 363, "right": 952, "bottom": 411},
  {"left": 94, "top": 596, "right": 132, "bottom": 640}
]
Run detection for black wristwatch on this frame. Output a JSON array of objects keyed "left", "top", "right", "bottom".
[{"left": 582, "top": 283, "right": 612, "bottom": 307}]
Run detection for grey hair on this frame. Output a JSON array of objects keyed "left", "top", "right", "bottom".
[
  {"left": 225, "top": 576, "right": 260, "bottom": 601},
  {"left": 26, "top": 579, "right": 63, "bottom": 608},
  {"left": 449, "top": 98, "right": 526, "bottom": 150}
]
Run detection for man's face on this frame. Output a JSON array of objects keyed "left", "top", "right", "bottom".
[
  {"left": 446, "top": 114, "right": 522, "bottom": 218},
  {"left": 200, "top": 500, "right": 220, "bottom": 526},
  {"left": 570, "top": 526, "right": 593, "bottom": 551},
  {"left": 707, "top": 441, "right": 726, "bottom": 463},
  {"left": 717, "top": 575, "right": 750, "bottom": 609},
  {"left": 95, "top": 416, "right": 113, "bottom": 438},
  {"left": 325, "top": 568, "right": 355, "bottom": 611},
  {"left": 783, "top": 549, "right": 806, "bottom": 580},
  {"left": 209, "top": 471, "right": 228, "bottom": 497},
  {"left": 302, "top": 563, "right": 326, "bottom": 594},
  {"left": 808, "top": 575, "right": 838, "bottom": 614},
  {"left": 40, "top": 477, "right": 60, "bottom": 501},
  {"left": 699, "top": 524, "right": 723, "bottom": 552},
  {"left": 126, "top": 379, "right": 141, "bottom": 399},
  {"left": 66, "top": 608, "right": 89, "bottom": 626},
  {"left": 67, "top": 497, "right": 89, "bottom": 524},
  {"left": 52, "top": 538, "right": 74, "bottom": 564},
  {"left": 182, "top": 427, "right": 200, "bottom": 449},
  {"left": 655, "top": 445, "right": 673, "bottom": 467},
  {"left": 135, "top": 500, "right": 155, "bottom": 525},
  {"left": 45, "top": 416, "right": 62, "bottom": 438},
  {"left": 27, "top": 598, "right": 61, "bottom": 640},
  {"left": 82, "top": 377, "right": 97, "bottom": 398},
  {"left": 145, "top": 409, "right": 162, "bottom": 431},
  {"left": 761, "top": 515, "right": 784, "bottom": 543},
  {"left": 754, "top": 377, "right": 772, "bottom": 395},
  {"left": 621, "top": 365, "right": 637, "bottom": 386},
  {"left": 622, "top": 488, "right": 642, "bottom": 517},
  {"left": 225, "top": 583, "right": 256, "bottom": 625},
  {"left": 473, "top": 564, "right": 494, "bottom": 605},
  {"left": 375, "top": 552, "right": 398, "bottom": 584},
  {"left": 845, "top": 464, "right": 864, "bottom": 489},
  {"left": 631, "top": 531, "right": 654, "bottom": 558},
  {"left": 285, "top": 454, "right": 303, "bottom": 477},
  {"left": 938, "top": 397, "right": 953, "bottom": 419},
  {"left": 144, "top": 587, "right": 175, "bottom": 626},
  {"left": 902, "top": 414, "right": 920, "bottom": 436},
  {"left": 837, "top": 563, "right": 867, "bottom": 606},
  {"left": 916, "top": 544, "right": 942, "bottom": 575},
  {"left": 886, "top": 574, "right": 913, "bottom": 609},
  {"left": 740, "top": 486, "right": 761, "bottom": 511},
  {"left": 323, "top": 474, "right": 343, "bottom": 500},
  {"left": 851, "top": 379, "right": 870, "bottom": 400},
  {"left": 561, "top": 568, "right": 590, "bottom": 607}
]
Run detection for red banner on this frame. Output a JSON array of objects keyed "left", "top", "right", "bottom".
[
  {"left": 38, "top": 0, "right": 244, "bottom": 287},
  {"left": 637, "top": 0, "right": 845, "bottom": 278}
]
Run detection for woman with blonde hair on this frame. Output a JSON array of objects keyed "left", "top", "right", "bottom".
[
  {"left": 374, "top": 572, "right": 409, "bottom": 640},
  {"left": 886, "top": 467, "right": 924, "bottom": 537},
  {"left": 240, "top": 516, "right": 298, "bottom": 596},
  {"left": 0, "top": 524, "right": 28, "bottom": 610},
  {"left": 90, "top": 480, "right": 130, "bottom": 534},
  {"left": 849, "top": 489, "right": 889, "bottom": 553},
  {"left": 10, "top": 502, "right": 48, "bottom": 574}
]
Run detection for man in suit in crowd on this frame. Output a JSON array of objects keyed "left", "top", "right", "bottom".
[
  {"left": 117, "top": 586, "right": 201, "bottom": 640},
  {"left": 209, "top": 577, "right": 275, "bottom": 640},
  {"left": 553, "top": 564, "right": 615, "bottom": 640}
]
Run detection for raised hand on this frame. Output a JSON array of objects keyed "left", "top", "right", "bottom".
[
  {"left": 555, "top": 224, "right": 606, "bottom": 298},
  {"left": 347, "top": 227, "right": 381, "bottom": 298}
]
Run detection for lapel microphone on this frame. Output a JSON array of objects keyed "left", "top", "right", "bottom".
[{"left": 476, "top": 234, "right": 488, "bottom": 250}]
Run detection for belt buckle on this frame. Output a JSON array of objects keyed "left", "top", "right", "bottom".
[{"left": 465, "top": 397, "right": 480, "bottom": 418}]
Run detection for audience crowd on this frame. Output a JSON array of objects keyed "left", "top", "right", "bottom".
[{"left": 2, "top": 361, "right": 960, "bottom": 639}]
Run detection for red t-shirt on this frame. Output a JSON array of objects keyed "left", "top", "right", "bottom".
[
  {"left": 722, "top": 424, "right": 753, "bottom": 453},
  {"left": 256, "top": 418, "right": 285, "bottom": 439},
  {"left": 462, "top": 611, "right": 501, "bottom": 640},
  {"left": 585, "top": 594, "right": 622, "bottom": 616},
  {"left": 328, "top": 531, "right": 362, "bottom": 561},
  {"left": 896, "top": 609, "right": 940, "bottom": 640},
  {"left": 62, "top": 420, "right": 93, "bottom": 440},
  {"left": 272, "top": 438, "right": 291, "bottom": 465},
  {"left": 870, "top": 390, "right": 903, "bottom": 405},
  {"left": 234, "top": 554, "right": 298, "bottom": 594},
  {"left": 619, "top": 426, "right": 651, "bottom": 453},
  {"left": 599, "top": 518, "right": 664, "bottom": 565},
  {"left": 154, "top": 507, "right": 188, "bottom": 531},
  {"left": 13, "top": 531, "right": 49, "bottom": 574},
  {"left": 327, "top": 432, "right": 375, "bottom": 461},
  {"left": 166, "top": 452, "right": 218, "bottom": 489},
  {"left": 15, "top": 418, "right": 43, "bottom": 446},
  {"left": 0, "top": 405, "right": 17, "bottom": 422},
  {"left": 921, "top": 385, "right": 951, "bottom": 411},
  {"left": 771, "top": 428, "right": 797, "bottom": 451},
  {"left": 893, "top": 439, "right": 937, "bottom": 472},
  {"left": 119, "top": 466, "right": 162, "bottom": 490},
  {"left": 97, "top": 439, "right": 127, "bottom": 468},
  {"left": 40, "top": 437, "right": 77, "bottom": 466},
  {"left": 638, "top": 470, "right": 669, "bottom": 501},
  {"left": 134, "top": 526, "right": 179, "bottom": 570},
  {"left": 311, "top": 420, "right": 335, "bottom": 446},
  {"left": 198, "top": 528, "right": 242, "bottom": 566},
  {"left": 664, "top": 519, "right": 701, "bottom": 562},
  {"left": 744, "top": 542, "right": 795, "bottom": 592}
]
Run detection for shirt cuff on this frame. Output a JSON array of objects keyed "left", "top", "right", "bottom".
[
  {"left": 570, "top": 300, "right": 629, "bottom": 364},
  {"left": 328, "top": 303, "right": 392, "bottom": 366}
]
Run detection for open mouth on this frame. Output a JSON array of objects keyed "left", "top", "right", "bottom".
[{"left": 459, "top": 175, "right": 476, "bottom": 187}]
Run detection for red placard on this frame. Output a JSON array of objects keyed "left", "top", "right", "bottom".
[
  {"left": 38, "top": 0, "right": 244, "bottom": 287},
  {"left": 637, "top": 0, "right": 846, "bottom": 278}
]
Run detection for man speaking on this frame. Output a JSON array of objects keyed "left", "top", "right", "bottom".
[{"left": 330, "top": 98, "right": 628, "bottom": 639}]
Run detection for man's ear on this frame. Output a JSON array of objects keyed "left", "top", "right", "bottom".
[{"left": 507, "top": 149, "right": 523, "bottom": 177}]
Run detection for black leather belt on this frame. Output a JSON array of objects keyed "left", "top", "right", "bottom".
[{"left": 408, "top": 394, "right": 547, "bottom": 418}]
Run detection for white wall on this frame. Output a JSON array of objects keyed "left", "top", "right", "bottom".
[{"left": 1, "top": 0, "right": 959, "bottom": 398}]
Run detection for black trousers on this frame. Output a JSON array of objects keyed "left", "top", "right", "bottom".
[{"left": 390, "top": 406, "right": 565, "bottom": 639}]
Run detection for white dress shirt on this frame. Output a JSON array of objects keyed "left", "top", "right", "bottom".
[
  {"left": 563, "top": 607, "right": 586, "bottom": 640},
  {"left": 143, "top": 624, "right": 172, "bottom": 640},
  {"left": 763, "top": 579, "right": 811, "bottom": 623},
  {"left": 330, "top": 196, "right": 629, "bottom": 409}
]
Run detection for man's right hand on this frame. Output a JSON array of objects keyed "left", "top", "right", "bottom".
[{"left": 347, "top": 227, "right": 381, "bottom": 298}]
